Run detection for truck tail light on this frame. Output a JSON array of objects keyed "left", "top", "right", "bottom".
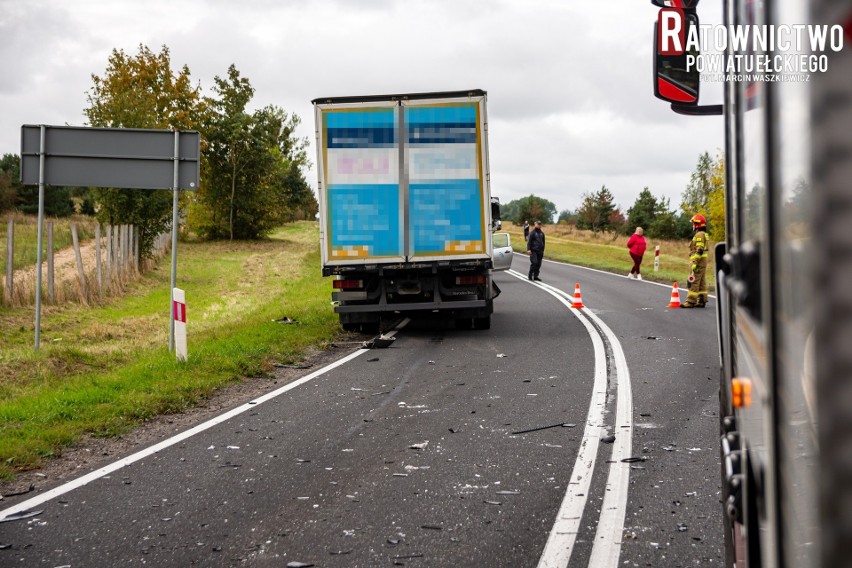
[
  {"left": 455, "top": 275, "right": 486, "bottom": 285},
  {"left": 333, "top": 279, "right": 364, "bottom": 290}
]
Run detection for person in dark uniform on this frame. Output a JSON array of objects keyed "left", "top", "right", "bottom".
[
  {"left": 523, "top": 220, "right": 530, "bottom": 242},
  {"left": 527, "top": 220, "right": 545, "bottom": 281}
]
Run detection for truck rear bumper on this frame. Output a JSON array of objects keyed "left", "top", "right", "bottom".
[{"left": 334, "top": 299, "right": 487, "bottom": 313}]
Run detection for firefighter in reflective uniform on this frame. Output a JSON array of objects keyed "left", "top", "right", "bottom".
[{"left": 682, "top": 214, "right": 709, "bottom": 308}]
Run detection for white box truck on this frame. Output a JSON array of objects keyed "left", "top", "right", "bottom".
[{"left": 312, "top": 89, "right": 511, "bottom": 332}]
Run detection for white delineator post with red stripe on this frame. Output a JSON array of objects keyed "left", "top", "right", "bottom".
[
  {"left": 173, "top": 288, "right": 187, "bottom": 362},
  {"left": 654, "top": 245, "right": 660, "bottom": 272}
]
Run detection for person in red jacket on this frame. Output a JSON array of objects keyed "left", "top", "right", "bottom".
[{"left": 626, "top": 227, "right": 647, "bottom": 280}]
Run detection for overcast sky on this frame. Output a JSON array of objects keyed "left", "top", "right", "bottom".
[{"left": 0, "top": 0, "right": 724, "bottom": 215}]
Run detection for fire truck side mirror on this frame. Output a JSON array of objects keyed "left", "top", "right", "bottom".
[{"left": 653, "top": 11, "right": 700, "bottom": 105}]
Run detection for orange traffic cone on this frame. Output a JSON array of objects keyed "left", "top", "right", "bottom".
[
  {"left": 667, "top": 282, "right": 681, "bottom": 308},
  {"left": 571, "top": 283, "right": 585, "bottom": 308}
]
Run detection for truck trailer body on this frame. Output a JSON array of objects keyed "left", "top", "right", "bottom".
[{"left": 312, "top": 90, "right": 511, "bottom": 331}]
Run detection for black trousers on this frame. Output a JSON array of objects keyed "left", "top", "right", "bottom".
[{"left": 529, "top": 251, "right": 543, "bottom": 278}]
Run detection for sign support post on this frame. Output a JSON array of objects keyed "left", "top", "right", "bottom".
[
  {"left": 34, "top": 125, "right": 46, "bottom": 351},
  {"left": 169, "top": 131, "right": 180, "bottom": 352},
  {"left": 654, "top": 245, "right": 660, "bottom": 272}
]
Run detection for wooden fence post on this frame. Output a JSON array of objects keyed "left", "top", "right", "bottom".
[
  {"left": 95, "top": 223, "right": 102, "bottom": 295},
  {"left": 4, "top": 219, "right": 12, "bottom": 304},
  {"left": 122, "top": 224, "right": 128, "bottom": 275},
  {"left": 113, "top": 224, "right": 120, "bottom": 280},
  {"left": 47, "top": 221, "right": 54, "bottom": 303},
  {"left": 70, "top": 223, "right": 87, "bottom": 301},
  {"left": 105, "top": 224, "right": 112, "bottom": 285}
]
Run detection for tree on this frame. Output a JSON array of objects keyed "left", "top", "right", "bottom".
[
  {"left": 195, "top": 64, "right": 313, "bottom": 239},
  {"left": 705, "top": 153, "right": 726, "bottom": 242},
  {"left": 577, "top": 186, "right": 615, "bottom": 234},
  {"left": 680, "top": 150, "right": 726, "bottom": 241},
  {"left": 608, "top": 208, "right": 626, "bottom": 236},
  {"left": 84, "top": 44, "right": 207, "bottom": 255},
  {"left": 557, "top": 209, "right": 577, "bottom": 225},
  {"left": 681, "top": 152, "right": 713, "bottom": 215},
  {"left": 504, "top": 195, "right": 556, "bottom": 225},
  {"left": 501, "top": 199, "right": 520, "bottom": 225},
  {"left": 0, "top": 154, "right": 21, "bottom": 213},
  {"left": 627, "top": 187, "right": 662, "bottom": 232}
]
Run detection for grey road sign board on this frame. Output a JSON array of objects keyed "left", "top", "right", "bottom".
[{"left": 20, "top": 125, "right": 200, "bottom": 190}]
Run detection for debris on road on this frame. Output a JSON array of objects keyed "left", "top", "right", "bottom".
[
  {"left": 621, "top": 457, "right": 647, "bottom": 463},
  {"left": 496, "top": 353, "right": 507, "bottom": 358},
  {"left": 601, "top": 435, "right": 616, "bottom": 444},
  {"left": 511, "top": 422, "right": 576, "bottom": 435},
  {"left": 362, "top": 335, "right": 396, "bottom": 349},
  {"left": 273, "top": 363, "right": 312, "bottom": 369},
  {"left": 677, "top": 523, "right": 688, "bottom": 532},
  {"left": 367, "top": 357, "right": 380, "bottom": 362},
  {"left": 329, "top": 550, "right": 352, "bottom": 555},
  {"left": 409, "top": 441, "right": 429, "bottom": 450},
  {"left": 0, "top": 510, "right": 43, "bottom": 523},
  {"left": 484, "top": 500, "right": 502, "bottom": 506},
  {"left": 496, "top": 490, "right": 521, "bottom": 495},
  {"left": 0, "top": 484, "right": 35, "bottom": 498},
  {"left": 286, "top": 562, "right": 315, "bottom": 568},
  {"left": 421, "top": 524, "right": 443, "bottom": 530}
]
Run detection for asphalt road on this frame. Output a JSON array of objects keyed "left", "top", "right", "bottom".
[{"left": 0, "top": 254, "right": 723, "bottom": 567}]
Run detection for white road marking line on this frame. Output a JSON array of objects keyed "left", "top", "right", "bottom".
[
  {"left": 509, "top": 269, "right": 635, "bottom": 567},
  {"left": 511, "top": 251, "right": 716, "bottom": 299},
  {"left": 537, "top": 280, "right": 634, "bottom": 567},
  {"left": 0, "top": 320, "right": 410, "bottom": 522},
  {"left": 582, "top": 305, "right": 634, "bottom": 567},
  {"left": 506, "top": 270, "right": 608, "bottom": 568}
]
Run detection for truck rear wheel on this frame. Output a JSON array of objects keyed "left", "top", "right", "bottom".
[{"left": 473, "top": 315, "right": 491, "bottom": 330}]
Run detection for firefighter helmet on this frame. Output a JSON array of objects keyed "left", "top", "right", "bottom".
[{"left": 691, "top": 214, "right": 707, "bottom": 228}]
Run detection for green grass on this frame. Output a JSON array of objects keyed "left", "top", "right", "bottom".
[
  {"left": 0, "top": 221, "right": 338, "bottom": 479},
  {"left": 1, "top": 213, "right": 97, "bottom": 273},
  {"left": 505, "top": 222, "right": 716, "bottom": 291}
]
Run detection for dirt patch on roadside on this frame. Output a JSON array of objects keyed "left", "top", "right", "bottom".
[{"left": 0, "top": 337, "right": 369, "bottom": 502}]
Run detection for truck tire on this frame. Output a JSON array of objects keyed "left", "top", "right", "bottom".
[
  {"left": 341, "top": 322, "right": 360, "bottom": 332},
  {"left": 473, "top": 315, "right": 491, "bottom": 330}
]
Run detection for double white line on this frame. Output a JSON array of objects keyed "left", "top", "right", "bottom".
[{"left": 507, "top": 270, "right": 633, "bottom": 568}]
